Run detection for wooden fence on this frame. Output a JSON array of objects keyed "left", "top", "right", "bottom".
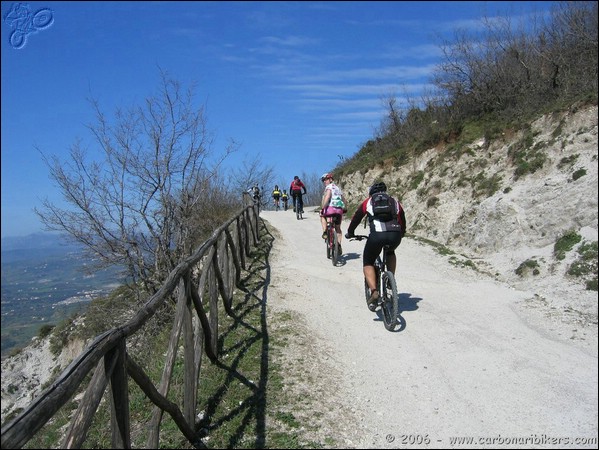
[{"left": 1, "top": 195, "right": 262, "bottom": 449}]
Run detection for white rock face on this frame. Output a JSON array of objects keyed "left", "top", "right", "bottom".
[{"left": 342, "top": 104, "right": 598, "bottom": 319}]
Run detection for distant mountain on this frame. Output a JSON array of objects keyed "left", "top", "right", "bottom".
[{"left": 1, "top": 232, "right": 80, "bottom": 252}]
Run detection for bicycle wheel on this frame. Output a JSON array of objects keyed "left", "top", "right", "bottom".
[
  {"left": 381, "top": 271, "right": 399, "bottom": 331},
  {"left": 363, "top": 278, "right": 370, "bottom": 303},
  {"left": 331, "top": 229, "right": 339, "bottom": 266}
]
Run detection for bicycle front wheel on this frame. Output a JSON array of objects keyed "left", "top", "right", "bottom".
[{"left": 381, "top": 271, "right": 399, "bottom": 331}]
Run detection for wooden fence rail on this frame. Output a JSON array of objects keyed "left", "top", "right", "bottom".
[{"left": 1, "top": 195, "right": 262, "bottom": 449}]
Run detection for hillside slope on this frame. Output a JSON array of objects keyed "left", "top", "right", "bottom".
[{"left": 341, "top": 104, "right": 598, "bottom": 329}]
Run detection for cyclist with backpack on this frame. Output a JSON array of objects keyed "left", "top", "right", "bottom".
[
  {"left": 345, "top": 181, "right": 406, "bottom": 310},
  {"left": 319, "top": 172, "right": 347, "bottom": 253},
  {"left": 289, "top": 175, "right": 307, "bottom": 214}
]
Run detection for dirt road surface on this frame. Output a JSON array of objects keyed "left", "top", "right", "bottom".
[{"left": 261, "top": 207, "right": 598, "bottom": 449}]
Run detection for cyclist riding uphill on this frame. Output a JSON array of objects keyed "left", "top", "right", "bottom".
[
  {"left": 281, "top": 190, "right": 289, "bottom": 210},
  {"left": 272, "top": 185, "right": 281, "bottom": 208},
  {"left": 289, "top": 175, "right": 307, "bottom": 213},
  {"left": 345, "top": 181, "right": 406, "bottom": 311},
  {"left": 248, "top": 185, "right": 261, "bottom": 204},
  {"left": 320, "top": 172, "right": 347, "bottom": 250}
]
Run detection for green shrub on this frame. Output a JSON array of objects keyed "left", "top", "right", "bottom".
[
  {"left": 572, "top": 168, "right": 586, "bottom": 181},
  {"left": 567, "top": 241, "right": 598, "bottom": 290},
  {"left": 554, "top": 230, "right": 582, "bottom": 260},
  {"left": 38, "top": 324, "right": 55, "bottom": 340},
  {"left": 515, "top": 259, "right": 540, "bottom": 276},
  {"left": 557, "top": 154, "right": 579, "bottom": 169},
  {"left": 409, "top": 171, "right": 425, "bottom": 190}
]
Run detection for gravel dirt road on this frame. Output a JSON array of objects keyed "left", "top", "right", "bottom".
[{"left": 261, "top": 207, "right": 598, "bottom": 449}]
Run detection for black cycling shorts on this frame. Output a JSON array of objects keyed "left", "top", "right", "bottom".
[{"left": 362, "top": 231, "right": 402, "bottom": 267}]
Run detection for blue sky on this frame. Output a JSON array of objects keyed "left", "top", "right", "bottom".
[{"left": 1, "top": 1, "right": 556, "bottom": 238}]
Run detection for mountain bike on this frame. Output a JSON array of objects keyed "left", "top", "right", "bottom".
[
  {"left": 349, "top": 235, "right": 399, "bottom": 331},
  {"left": 293, "top": 193, "right": 304, "bottom": 220},
  {"left": 324, "top": 215, "right": 342, "bottom": 266},
  {"left": 273, "top": 197, "right": 280, "bottom": 211}
]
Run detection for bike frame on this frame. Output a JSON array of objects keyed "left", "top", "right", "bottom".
[
  {"left": 351, "top": 235, "right": 399, "bottom": 331},
  {"left": 294, "top": 193, "right": 303, "bottom": 220}
]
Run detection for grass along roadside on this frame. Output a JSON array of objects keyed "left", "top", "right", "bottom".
[
  {"left": 191, "top": 218, "right": 351, "bottom": 448},
  {"left": 20, "top": 218, "right": 349, "bottom": 448}
]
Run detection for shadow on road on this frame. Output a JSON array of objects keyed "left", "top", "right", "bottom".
[{"left": 371, "top": 292, "right": 422, "bottom": 333}]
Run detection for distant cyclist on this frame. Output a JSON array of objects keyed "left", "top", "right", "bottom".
[
  {"left": 272, "top": 185, "right": 282, "bottom": 210},
  {"left": 248, "top": 185, "right": 261, "bottom": 205},
  {"left": 281, "top": 189, "right": 289, "bottom": 210},
  {"left": 319, "top": 172, "right": 347, "bottom": 253},
  {"left": 289, "top": 176, "right": 307, "bottom": 213},
  {"left": 345, "top": 181, "right": 406, "bottom": 311}
]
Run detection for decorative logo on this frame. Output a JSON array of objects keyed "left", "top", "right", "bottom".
[{"left": 3, "top": 3, "right": 54, "bottom": 49}]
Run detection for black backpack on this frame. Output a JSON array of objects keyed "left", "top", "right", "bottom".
[{"left": 371, "top": 192, "right": 395, "bottom": 221}]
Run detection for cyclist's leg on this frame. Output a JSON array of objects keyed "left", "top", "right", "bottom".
[
  {"left": 320, "top": 214, "right": 327, "bottom": 236},
  {"left": 363, "top": 265, "right": 377, "bottom": 292},
  {"left": 386, "top": 253, "right": 396, "bottom": 273},
  {"left": 298, "top": 194, "right": 304, "bottom": 211},
  {"left": 334, "top": 215, "right": 343, "bottom": 245},
  {"left": 383, "top": 232, "right": 402, "bottom": 274},
  {"left": 362, "top": 238, "right": 380, "bottom": 292}
]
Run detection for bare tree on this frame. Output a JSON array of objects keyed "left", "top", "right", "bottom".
[
  {"left": 229, "top": 154, "right": 274, "bottom": 204},
  {"left": 297, "top": 171, "right": 320, "bottom": 207},
  {"left": 538, "top": 1, "right": 598, "bottom": 98},
  {"left": 432, "top": 1, "right": 597, "bottom": 121},
  {"left": 35, "top": 70, "right": 237, "bottom": 296}
]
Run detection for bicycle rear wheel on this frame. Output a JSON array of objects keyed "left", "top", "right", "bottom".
[
  {"left": 363, "top": 279, "right": 370, "bottom": 303},
  {"left": 381, "top": 271, "right": 399, "bottom": 331},
  {"left": 331, "top": 229, "right": 339, "bottom": 266}
]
